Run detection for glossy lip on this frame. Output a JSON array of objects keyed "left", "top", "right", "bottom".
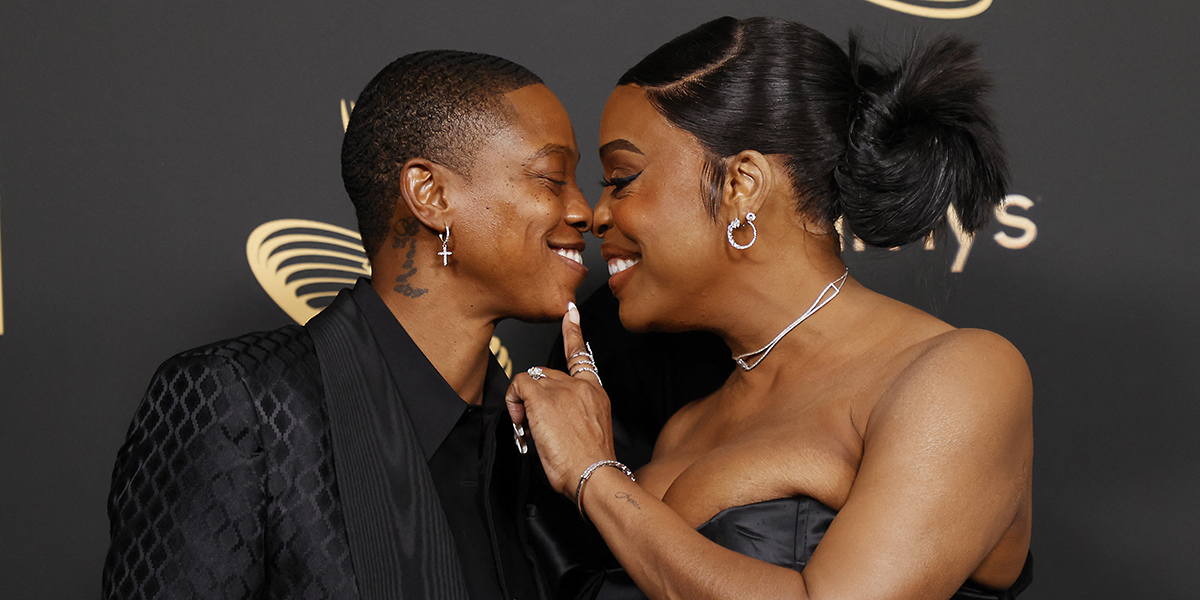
[
  {"left": 549, "top": 240, "right": 588, "bottom": 277},
  {"left": 606, "top": 260, "right": 637, "bottom": 296},
  {"left": 600, "top": 242, "right": 640, "bottom": 263}
]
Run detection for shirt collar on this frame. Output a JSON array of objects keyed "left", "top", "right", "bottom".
[{"left": 349, "top": 278, "right": 509, "bottom": 460}]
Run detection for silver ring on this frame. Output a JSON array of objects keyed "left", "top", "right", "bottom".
[
  {"left": 570, "top": 341, "right": 598, "bottom": 361},
  {"left": 569, "top": 361, "right": 597, "bottom": 374},
  {"left": 527, "top": 366, "right": 546, "bottom": 381},
  {"left": 571, "top": 366, "right": 603, "bottom": 387},
  {"left": 570, "top": 365, "right": 598, "bottom": 377}
]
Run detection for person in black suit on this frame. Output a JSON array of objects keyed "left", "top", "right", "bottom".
[{"left": 104, "top": 50, "right": 599, "bottom": 600}]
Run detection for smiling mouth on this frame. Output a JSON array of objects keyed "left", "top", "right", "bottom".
[
  {"left": 553, "top": 247, "right": 584, "bottom": 266},
  {"left": 607, "top": 257, "right": 640, "bottom": 276}
]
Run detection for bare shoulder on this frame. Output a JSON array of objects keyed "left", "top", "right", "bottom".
[
  {"left": 870, "top": 327, "right": 1033, "bottom": 441},
  {"left": 814, "top": 327, "right": 1034, "bottom": 593},
  {"left": 915, "top": 328, "right": 1031, "bottom": 390}
]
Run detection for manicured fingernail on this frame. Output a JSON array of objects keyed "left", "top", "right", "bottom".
[{"left": 567, "top": 301, "right": 580, "bottom": 325}]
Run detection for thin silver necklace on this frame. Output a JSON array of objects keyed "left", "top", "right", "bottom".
[{"left": 734, "top": 269, "right": 850, "bottom": 371}]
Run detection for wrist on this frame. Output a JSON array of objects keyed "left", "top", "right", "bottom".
[{"left": 575, "top": 459, "right": 636, "bottom": 519}]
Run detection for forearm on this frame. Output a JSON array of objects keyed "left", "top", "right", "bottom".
[{"left": 582, "top": 468, "right": 809, "bottom": 600}]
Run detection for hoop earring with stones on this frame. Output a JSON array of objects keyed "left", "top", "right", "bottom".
[{"left": 727, "top": 212, "right": 757, "bottom": 250}]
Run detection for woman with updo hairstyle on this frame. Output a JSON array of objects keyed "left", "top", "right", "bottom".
[{"left": 507, "top": 16, "right": 1032, "bottom": 600}]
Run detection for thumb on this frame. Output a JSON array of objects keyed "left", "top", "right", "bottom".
[
  {"left": 562, "top": 301, "right": 602, "bottom": 387},
  {"left": 561, "top": 301, "right": 586, "bottom": 362}
]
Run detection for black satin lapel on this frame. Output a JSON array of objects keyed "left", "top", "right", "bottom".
[
  {"left": 480, "top": 412, "right": 510, "bottom": 597},
  {"left": 307, "top": 290, "right": 470, "bottom": 600}
]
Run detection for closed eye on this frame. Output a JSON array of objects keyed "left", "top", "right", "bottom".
[
  {"left": 539, "top": 176, "right": 568, "bottom": 193},
  {"left": 599, "top": 170, "right": 643, "bottom": 192}
]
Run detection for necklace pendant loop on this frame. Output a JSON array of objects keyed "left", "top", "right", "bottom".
[{"left": 733, "top": 269, "right": 850, "bottom": 371}]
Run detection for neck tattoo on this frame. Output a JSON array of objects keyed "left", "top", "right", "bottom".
[{"left": 733, "top": 269, "right": 850, "bottom": 371}]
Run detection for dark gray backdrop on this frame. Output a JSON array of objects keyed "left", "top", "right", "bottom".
[{"left": 1, "top": 1, "right": 1197, "bottom": 598}]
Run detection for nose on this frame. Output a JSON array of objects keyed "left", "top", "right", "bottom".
[
  {"left": 592, "top": 193, "right": 613, "bottom": 238},
  {"left": 564, "top": 185, "right": 592, "bottom": 234}
]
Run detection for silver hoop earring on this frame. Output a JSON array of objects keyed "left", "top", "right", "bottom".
[
  {"left": 726, "top": 212, "right": 757, "bottom": 250},
  {"left": 438, "top": 225, "right": 452, "bottom": 266}
]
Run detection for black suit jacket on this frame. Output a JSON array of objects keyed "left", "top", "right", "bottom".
[
  {"left": 103, "top": 289, "right": 606, "bottom": 599},
  {"left": 104, "top": 322, "right": 361, "bottom": 599}
]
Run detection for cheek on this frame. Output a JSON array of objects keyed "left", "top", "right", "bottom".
[
  {"left": 462, "top": 187, "right": 549, "bottom": 254},
  {"left": 647, "top": 236, "right": 719, "bottom": 301},
  {"left": 463, "top": 204, "right": 512, "bottom": 257},
  {"left": 638, "top": 191, "right": 721, "bottom": 274}
]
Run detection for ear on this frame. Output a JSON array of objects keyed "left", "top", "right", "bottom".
[
  {"left": 397, "top": 158, "right": 458, "bottom": 231},
  {"left": 719, "top": 150, "right": 774, "bottom": 223}
]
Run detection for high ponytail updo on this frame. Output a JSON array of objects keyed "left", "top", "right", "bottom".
[{"left": 618, "top": 16, "right": 1008, "bottom": 248}]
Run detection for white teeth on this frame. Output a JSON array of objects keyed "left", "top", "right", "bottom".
[
  {"left": 553, "top": 248, "right": 584, "bottom": 266},
  {"left": 607, "top": 257, "right": 640, "bottom": 276}
]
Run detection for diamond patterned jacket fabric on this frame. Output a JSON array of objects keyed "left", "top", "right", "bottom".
[
  {"left": 102, "top": 284, "right": 613, "bottom": 600},
  {"left": 103, "top": 325, "right": 362, "bottom": 599}
]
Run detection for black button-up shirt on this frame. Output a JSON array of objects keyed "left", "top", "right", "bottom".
[{"left": 351, "top": 280, "right": 532, "bottom": 600}]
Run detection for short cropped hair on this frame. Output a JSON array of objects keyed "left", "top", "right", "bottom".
[{"left": 341, "top": 50, "right": 543, "bottom": 256}]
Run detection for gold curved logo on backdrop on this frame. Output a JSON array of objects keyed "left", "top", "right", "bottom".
[
  {"left": 247, "top": 218, "right": 371, "bottom": 325},
  {"left": 247, "top": 218, "right": 512, "bottom": 375},
  {"left": 863, "top": 0, "right": 992, "bottom": 19}
]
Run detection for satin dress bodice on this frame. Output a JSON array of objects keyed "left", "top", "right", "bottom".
[{"left": 598, "top": 496, "right": 1031, "bottom": 600}]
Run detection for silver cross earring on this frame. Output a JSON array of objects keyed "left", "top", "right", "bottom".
[{"left": 438, "top": 225, "right": 452, "bottom": 266}]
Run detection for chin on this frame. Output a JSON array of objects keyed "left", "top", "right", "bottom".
[
  {"left": 512, "top": 291, "right": 575, "bottom": 324},
  {"left": 615, "top": 301, "right": 656, "bottom": 333},
  {"left": 520, "top": 311, "right": 566, "bottom": 325}
]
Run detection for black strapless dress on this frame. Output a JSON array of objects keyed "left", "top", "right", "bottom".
[{"left": 597, "top": 496, "right": 1032, "bottom": 600}]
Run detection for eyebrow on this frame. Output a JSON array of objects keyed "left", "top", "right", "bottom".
[
  {"left": 599, "top": 139, "right": 644, "bottom": 159},
  {"left": 526, "top": 143, "right": 579, "bottom": 163}
]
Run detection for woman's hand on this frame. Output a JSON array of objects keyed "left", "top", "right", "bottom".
[{"left": 506, "top": 302, "right": 617, "bottom": 498}]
